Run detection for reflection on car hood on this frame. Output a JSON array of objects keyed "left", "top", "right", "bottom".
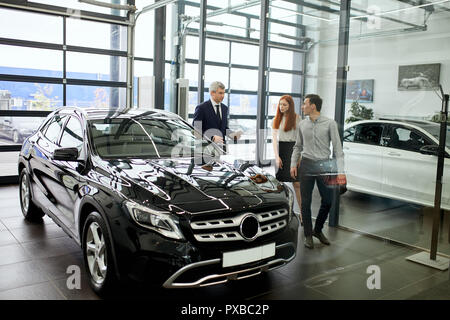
[{"left": 97, "top": 157, "right": 286, "bottom": 214}]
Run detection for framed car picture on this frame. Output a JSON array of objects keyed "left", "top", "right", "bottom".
[
  {"left": 398, "top": 63, "right": 440, "bottom": 91},
  {"left": 346, "top": 79, "right": 374, "bottom": 102}
]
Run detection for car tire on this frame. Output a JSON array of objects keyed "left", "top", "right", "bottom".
[
  {"left": 82, "top": 211, "right": 118, "bottom": 297},
  {"left": 19, "top": 169, "right": 44, "bottom": 221},
  {"left": 12, "top": 130, "right": 20, "bottom": 144}
]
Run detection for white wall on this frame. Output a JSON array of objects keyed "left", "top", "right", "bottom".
[{"left": 307, "top": 10, "right": 450, "bottom": 121}]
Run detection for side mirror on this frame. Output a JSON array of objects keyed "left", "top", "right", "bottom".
[
  {"left": 53, "top": 147, "right": 79, "bottom": 161},
  {"left": 419, "top": 145, "right": 439, "bottom": 156}
]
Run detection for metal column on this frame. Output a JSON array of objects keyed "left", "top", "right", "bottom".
[
  {"left": 154, "top": 0, "right": 166, "bottom": 109},
  {"left": 197, "top": 0, "right": 207, "bottom": 104},
  {"left": 126, "top": 1, "right": 135, "bottom": 110},
  {"left": 329, "top": 0, "right": 351, "bottom": 227},
  {"left": 256, "top": 0, "right": 269, "bottom": 166}
]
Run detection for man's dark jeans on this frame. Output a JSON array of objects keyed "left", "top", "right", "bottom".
[{"left": 299, "top": 158, "right": 334, "bottom": 237}]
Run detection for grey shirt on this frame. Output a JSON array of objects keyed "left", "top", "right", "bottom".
[{"left": 290, "top": 115, "right": 345, "bottom": 173}]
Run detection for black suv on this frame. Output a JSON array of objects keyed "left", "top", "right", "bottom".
[{"left": 18, "top": 107, "right": 298, "bottom": 295}]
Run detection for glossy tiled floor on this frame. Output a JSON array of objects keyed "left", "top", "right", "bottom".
[{"left": 0, "top": 184, "right": 449, "bottom": 300}]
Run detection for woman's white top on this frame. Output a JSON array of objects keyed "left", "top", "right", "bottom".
[{"left": 274, "top": 115, "right": 301, "bottom": 142}]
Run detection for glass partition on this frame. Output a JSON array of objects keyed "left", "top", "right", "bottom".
[{"left": 336, "top": 0, "right": 450, "bottom": 255}]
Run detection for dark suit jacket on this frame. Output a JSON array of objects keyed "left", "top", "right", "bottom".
[{"left": 192, "top": 100, "right": 229, "bottom": 139}]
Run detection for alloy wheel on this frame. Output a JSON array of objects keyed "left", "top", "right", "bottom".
[
  {"left": 20, "top": 173, "right": 30, "bottom": 213},
  {"left": 85, "top": 222, "right": 107, "bottom": 284}
]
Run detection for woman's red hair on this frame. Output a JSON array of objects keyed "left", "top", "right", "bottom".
[{"left": 272, "top": 95, "right": 297, "bottom": 132}]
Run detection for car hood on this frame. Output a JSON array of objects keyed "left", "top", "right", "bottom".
[{"left": 96, "top": 157, "right": 287, "bottom": 214}]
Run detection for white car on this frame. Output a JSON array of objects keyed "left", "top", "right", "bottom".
[
  {"left": 343, "top": 119, "right": 450, "bottom": 210},
  {"left": 399, "top": 75, "right": 430, "bottom": 89}
]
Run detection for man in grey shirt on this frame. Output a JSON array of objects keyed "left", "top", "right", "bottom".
[{"left": 290, "top": 94, "right": 346, "bottom": 249}]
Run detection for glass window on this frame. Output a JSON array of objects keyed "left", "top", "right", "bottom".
[
  {"left": 0, "top": 116, "right": 45, "bottom": 145},
  {"left": 206, "top": 14, "right": 247, "bottom": 37},
  {"left": 268, "top": 22, "right": 298, "bottom": 46},
  {"left": 66, "top": 18, "right": 127, "bottom": 51},
  {"left": 344, "top": 126, "right": 356, "bottom": 142},
  {"left": 204, "top": 65, "right": 229, "bottom": 89},
  {"left": 134, "top": 60, "right": 153, "bottom": 78},
  {"left": 0, "top": 45, "right": 63, "bottom": 78},
  {"left": 185, "top": 63, "right": 198, "bottom": 87},
  {"left": 188, "top": 91, "right": 198, "bottom": 114},
  {"left": 388, "top": 126, "right": 430, "bottom": 152},
  {"left": 206, "top": 39, "right": 229, "bottom": 63},
  {"left": 60, "top": 116, "right": 83, "bottom": 148},
  {"left": 269, "top": 72, "right": 301, "bottom": 94},
  {"left": 231, "top": 42, "right": 259, "bottom": 66},
  {"left": 30, "top": 0, "right": 128, "bottom": 16},
  {"left": 134, "top": 11, "right": 155, "bottom": 59},
  {"left": 354, "top": 124, "right": 383, "bottom": 145},
  {"left": 0, "top": 8, "right": 62, "bottom": 43},
  {"left": 66, "top": 52, "right": 127, "bottom": 82},
  {"left": 229, "top": 94, "right": 257, "bottom": 115},
  {"left": 185, "top": 35, "right": 199, "bottom": 60},
  {"left": 0, "top": 81, "right": 63, "bottom": 111},
  {"left": 270, "top": 48, "right": 296, "bottom": 70},
  {"left": 230, "top": 68, "right": 258, "bottom": 91},
  {"left": 43, "top": 115, "right": 67, "bottom": 143},
  {"left": 66, "top": 85, "right": 126, "bottom": 109}
]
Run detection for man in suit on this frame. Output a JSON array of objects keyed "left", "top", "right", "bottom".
[{"left": 192, "top": 81, "right": 241, "bottom": 148}]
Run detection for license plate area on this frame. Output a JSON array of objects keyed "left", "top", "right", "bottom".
[{"left": 222, "top": 243, "right": 276, "bottom": 268}]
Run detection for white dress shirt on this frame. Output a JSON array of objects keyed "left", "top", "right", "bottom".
[{"left": 210, "top": 98, "right": 222, "bottom": 119}]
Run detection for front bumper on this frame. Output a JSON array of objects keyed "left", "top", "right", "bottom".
[
  {"left": 162, "top": 242, "right": 296, "bottom": 288},
  {"left": 112, "top": 213, "right": 299, "bottom": 288}
]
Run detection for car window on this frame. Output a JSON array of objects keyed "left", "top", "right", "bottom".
[
  {"left": 60, "top": 116, "right": 83, "bottom": 149},
  {"left": 343, "top": 127, "right": 356, "bottom": 142},
  {"left": 354, "top": 124, "right": 383, "bottom": 145},
  {"left": 388, "top": 126, "right": 432, "bottom": 152},
  {"left": 42, "top": 115, "right": 67, "bottom": 144}
]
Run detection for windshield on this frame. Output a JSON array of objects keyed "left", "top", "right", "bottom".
[
  {"left": 419, "top": 124, "right": 450, "bottom": 149},
  {"left": 88, "top": 116, "right": 223, "bottom": 159}
]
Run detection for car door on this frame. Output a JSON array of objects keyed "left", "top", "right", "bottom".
[
  {"left": 343, "top": 122, "right": 385, "bottom": 194},
  {"left": 381, "top": 124, "right": 446, "bottom": 207},
  {"left": 52, "top": 115, "right": 85, "bottom": 233},
  {"left": 29, "top": 113, "right": 68, "bottom": 221}
]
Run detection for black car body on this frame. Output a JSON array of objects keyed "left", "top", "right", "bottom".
[{"left": 18, "top": 107, "right": 298, "bottom": 294}]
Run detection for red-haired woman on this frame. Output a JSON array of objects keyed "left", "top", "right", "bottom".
[{"left": 272, "top": 95, "right": 303, "bottom": 225}]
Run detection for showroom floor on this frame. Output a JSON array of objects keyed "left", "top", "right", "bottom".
[{"left": 0, "top": 184, "right": 449, "bottom": 300}]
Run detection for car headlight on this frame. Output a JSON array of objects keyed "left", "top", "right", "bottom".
[
  {"left": 287, "top": 186, "right": 294, "bottom": 222},
  {"left": 125, "top": 201, "right": 184, "bottom": 240}
]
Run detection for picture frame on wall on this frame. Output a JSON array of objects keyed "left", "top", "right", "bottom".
[
  {"left": 398, "top": 63, "right": 440, "bottom": 91},
  {"left": 346, "top": 79, "right": 374, "bottom": 102}
]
